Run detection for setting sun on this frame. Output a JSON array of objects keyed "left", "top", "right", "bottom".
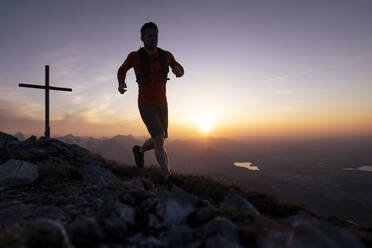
[{"left": 193, "top": 113, "right": 216, "bottom": 134}]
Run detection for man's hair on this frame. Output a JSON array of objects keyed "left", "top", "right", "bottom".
[{"left": 141, "top": 22, "right": 158, "bottom": 36}]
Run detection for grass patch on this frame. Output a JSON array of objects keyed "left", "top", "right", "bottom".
[
  {"left": 104, "top": 181, "right": 139, "bottom": 192},
  {"left": 176, "top": 174, "right": 233, "bottom": 205},
  {"left": 79, "top": 152, "right": 306, "bottom": 219},
  {"left": 35, "top": 163, "right": 84, "bottom": 185},
  {"left": 240, "top": 191, "right": 304, "bottom": 218},
  {"left": 216, "top": 206, "right": 256, "bottom": 224},
  {"left": 239, "top": 217, "right": 288, "bottom": 247},
  {"left": 108, "top": 165, "right": 166, "bottom": 184}
]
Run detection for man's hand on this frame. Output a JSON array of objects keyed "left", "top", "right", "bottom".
[
  {"left": 118, "top": 82, "right": 127, "bottom": 94},
  {"left": 172, "top": 66, "right": 183, "bottom": 77}
]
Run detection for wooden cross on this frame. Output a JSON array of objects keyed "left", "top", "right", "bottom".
[{"left": 19, "top": 65, "right": 72, "bottom": 139}]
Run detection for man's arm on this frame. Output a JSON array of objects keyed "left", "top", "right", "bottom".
[
  {"left": 167, "top": 52, "right": 184, "bottom": 78},
  {"left": 117, "top": 52, "right": 135, "bottom": 94}
]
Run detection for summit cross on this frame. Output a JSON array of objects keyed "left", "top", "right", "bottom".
[{"left": 19, "top": 65, "right": 72, "bottom": 139}]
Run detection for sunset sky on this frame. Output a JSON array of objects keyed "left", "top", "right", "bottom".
[{"left": 1, "top": 0, "right": 371, "bottom": 139}]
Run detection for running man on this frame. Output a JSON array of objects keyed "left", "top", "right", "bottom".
[{"left": 117, "top": 22, "right": 184, "bottom": 187}]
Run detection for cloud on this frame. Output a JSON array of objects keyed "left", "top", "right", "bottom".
[
  {"left": 0, "top": 102, "right": 144, "bottom": 138},
  {"left": 263, "top": 54, "right": 372, "bottom": 83},
  {"left": 263, "top": 69, "right": 317, "bottom": 82},
  {"left": 259, "top": 90, "right": 297, "bottom": 95},
  {"left": 274, "top": 106, "right": 296, "bottom": 113}
]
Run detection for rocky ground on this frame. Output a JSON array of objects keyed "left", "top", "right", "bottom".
[{"left": 0, "top": 131, "right": 371, "bottom": 248}]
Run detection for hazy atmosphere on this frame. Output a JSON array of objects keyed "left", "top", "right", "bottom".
[
  {"left": 1, "top": 2, "right": 372, "bottom": 245},
  {"left": 1, "top": 0, "right": 372, "bottom": 139}
]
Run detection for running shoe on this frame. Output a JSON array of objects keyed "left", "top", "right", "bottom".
[{"left": 132, "top": 145, "right": 144, "bottom": 168}]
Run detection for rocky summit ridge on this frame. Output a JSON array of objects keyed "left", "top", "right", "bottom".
[{"left": 0, "top": 131, "right": 371, "bottom": 248}]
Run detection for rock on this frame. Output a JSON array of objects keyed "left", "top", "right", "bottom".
[
  {"left": 124, "top": 178, "right": 145, "bottom": 190},
  {"left": 127, "top": 233, "right": 166, "bottom": 248},
  {"left": 259, "top": 219, "right": 366, "bottom": 248},
  {"left": 0, "top": 205, "right": 32, "bottom": 227},
  {"left": 0, "top": 132, "right": 19, "bottom": 163},
  {"left": 222, "top": 188, "right": 260, "bottom": 217},
  {"left": 0, "top": 131, "right": 119, "bottom": 186},
  {"left": 137, "top": 235, "right": 167, "bottom": 248},
  {"left": 204, "top": 234, "right": 245, "bottom": 248},
  {"left": 113, "top": 201, "right": 136, "bottom": 225},
  {"left": 120, "top": 189, "right": 155, "bottom": 206},
  {"left": 190, "top": 199, "right": 216, "bottom": 226},
  {"left": 101, "top": 216, "right": 128, "bottom": 241},
  {"left": 0, "top": 131, "right": 18, "bottom": 148},
  {"left": 79, "top": 162, "right": 120, "bottom": 185},
  {"left": 26, "top": 219, "right": 72, "bottom": 248},
  {"left": 199, "top": 216, "right": 241, "bottom": 244},
  {"left": 21, "top": 135, "right": 37, "bottom": 146},
  {"left": 14, "top": 132, "right": 26, "bottom": 141},
  {"left": 155, "top": 185, "right": 198, "bottom": 226},
  {"left": 278, "top": 210, "right": 315, "bottom": 226},
  {"left": 0, "top": 159, "right": 38, "bottom": 186},
  {"left": 163, "top": 224, "right": 194, "bottom": 247},
  {"left": 0, "top": 150, "right": 8, "bottom": 164},
  {"left": 32, "top": 205, "right": 66, "bottom": 222},
  {"left": 289, "top": 220, "right": 366, "bottom": 248},
  {"left": 258, "top": 232, "right": 288, "bottom": 248},
  {"left": 147, "top": 213, "right": 163, "bottom": 229},
  {"left": 66, "top": 215, "right": 107, "bottom": 247}
]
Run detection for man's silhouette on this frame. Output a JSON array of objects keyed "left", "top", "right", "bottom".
[{"left": 117, "top": 22, "right": 184, "bottom": 187}]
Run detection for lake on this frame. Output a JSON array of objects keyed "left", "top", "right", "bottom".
[
  {"left": 233, "top": 162, "right": 260, "bottom": 171},
  {"left": 343, "top": 165, "right": 372, "bottom": 172}
]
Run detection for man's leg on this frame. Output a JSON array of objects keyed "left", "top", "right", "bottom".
[
  {"left": 139, "top": 138, "right": 154, "bottom": 153},
  {"left": 153, "top": 133, "right": 171, "bottom": 180}
]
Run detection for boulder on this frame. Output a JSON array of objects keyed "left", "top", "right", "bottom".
[
  {"left": 204, "top": 234, "right": 245, "bottom": 248},
  {"left": 101, "top": 216, "right": 128, "bottom": 241},
  {"left": 259, "top": 219, "right": 366, "bottom": 248},
  {"left": 163, "top": 224, "right": 195, "bottom": 247},
  {"left": 190, "top": 199, "right": 216, "bottom": 226},
  {"left": 79, "top": 161, "right": 120, "bottom": 185},
  {"left": 258, "top": 232, "right": 288, "bottom": 248},
  {"left": 66, "top": 215, "right": 107, "bottom": 247},
  {"left": 221, "top": 188, "right": 260, "bottom": 217},
  {"left": 199, "top": 216, "right": 241, "bottom": 244},
  {"left": 124, "top": 178, "right": 145, "bottom": 190},
  {"left": 127, "top": 233, "right": 167, "bottom": 247},
  {"left": 0, "top": 132, "right": 17, "bottom": 163},
  {"left": 113, "top": 201, "right": 136, "bottom": 225},
  {"left": 289, "top": 220, "right": 366, "bottom": 248},
  {"left": 120, "top": 189, "right": 155, "bottom": 206},
  {"left": 278, "top": 210, "right": 315, "bottom": 226},
  {"left": 155, "top": 185, "right": 198, "bottom": 226},
  {"left": 0, "top": 159, "right": 38, "bottom": 186},
  {"left": 32, "top": 205, "right": 66, "bottom": 222},
  {"left": 26, "top": 219, "right": 72, "bottom": 248},
  {"left": 0, "top": 131, "right": 18, "bottom": 149},
  {"left": 147, "top": 213, "right": 163, "bottom": 229}
]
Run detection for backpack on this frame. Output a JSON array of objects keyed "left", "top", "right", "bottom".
[{"left": 136, "top": 47, "right": 169, "bottom": 85}]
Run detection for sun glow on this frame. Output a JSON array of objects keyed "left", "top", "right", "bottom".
[{"left": 194, "top": 113, "right": 216, "bottom": 134}]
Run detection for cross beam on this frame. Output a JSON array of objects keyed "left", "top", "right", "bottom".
[
  {"left": 19, "top": 65, "right": 72, "bottom": 139},
  {"left": 19, "top": 83, "right": 72, "bottom": 92}
]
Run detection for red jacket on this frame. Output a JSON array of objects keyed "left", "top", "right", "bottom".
[{"left": 117, "top": 49, "right": 184, "bottom": 106}]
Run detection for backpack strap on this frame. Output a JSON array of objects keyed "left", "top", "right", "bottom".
[
  {"left": 136, "top": 47, "right": 150, "bottom": 85},
  {"left": 157, "top": 48, "right": 170, "bottom": 82}
]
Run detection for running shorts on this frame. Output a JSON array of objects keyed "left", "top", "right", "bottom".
[{"left": 138, "top": 104, "right": 168, "bottom": 138}]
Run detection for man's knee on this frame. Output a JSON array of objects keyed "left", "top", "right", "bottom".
[{"left": 152, "top": 133, "right": 165, "bottom": 144}]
